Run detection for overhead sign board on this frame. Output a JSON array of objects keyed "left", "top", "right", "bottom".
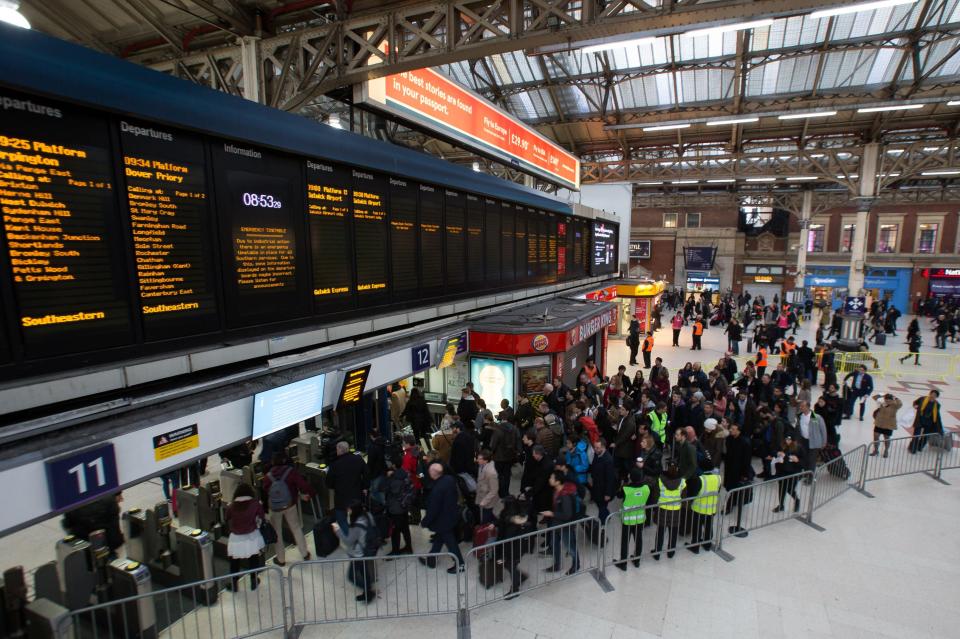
[
  {"left": 45, "top": 443, "right": 119, "bottom": 511},
  {"left": 684, "top": 246, "right": 717, "bottom": 271},
  {"left": 355, "top": 67, "right": 580, "bottom": 190},
  {"left": 338, "top": 364, "right": 372, "bottom": 408}
]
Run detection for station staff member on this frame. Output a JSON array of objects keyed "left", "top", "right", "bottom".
[
  {"left": 690, "top": 317, "right": 704, "bottom": 351},
  {"left": 756, "top": 345, "right": 769, "bottom": 379},
  {"left": 641, "top": 331, "right": 655, "bottom": 369}
]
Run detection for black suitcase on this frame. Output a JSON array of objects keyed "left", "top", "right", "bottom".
[
  {"left": 820, "top": 446, "right": 850, "bottom": 480},
  {"left": 478, "top": 556, "right": 504, "bottom": 589},
  {"left": 313, "top": 515, "right": 339, "bottom": 557},
  {"left": 746, "top": 338, "right": 753, "bottom": 353},
  {"left": 874, "top": 332, "right": 886, "bottom": 346}
]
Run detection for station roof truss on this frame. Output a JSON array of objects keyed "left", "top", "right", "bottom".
[{"left": 19, "top": 0, "right": 960, "bottom": 201}]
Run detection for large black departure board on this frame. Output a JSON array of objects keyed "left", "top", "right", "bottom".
[
  {"left": 484, "top": 199, "right": 501, "bottom": 286},
  {"left": 465, "top": 194, "right": 484, "bottom": 287},
  {"left": 514, "top": 213, "right": 527, "bottom": 281},
  {"left": 572, "top": 220, "right": 586, "bottom": 278},
  {"left": 591, "top": 220, "right": 618, "bottom": 275},
  {"left": 444, "top": 190, "right": 465, "bottom": 288},
  {"left": 389, "top": 177, "right": 418, "bottom": 301},
  {"left": 212, "top": 142, "right": 310, "bottom": 327},
  {"left": 419, "top": 184, "right": 444, "bottom": 297},
  {"left": 525, "top": 208, "right": 539, "bottom": 280},
  {"left": 0, "top": 92, "right": 133, "bottom": 357},
  {"left": 501, "top": 202, "right": 515, "bottom": 284},
  {"left": 306, "top": 160, "right": 354, "bottom": 311},
  {"left": 546, "top": 212, "right": 557, "bottom": 283},
  {"left": 119, "top": 119, "right": 220, "bottom": 341},
  {"left": 352, "top": 170, "right": 389, "bottom": 302}
]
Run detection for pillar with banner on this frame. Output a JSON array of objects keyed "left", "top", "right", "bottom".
[{"left": 838, "top": 144, "right": 878, "bottom": 351}]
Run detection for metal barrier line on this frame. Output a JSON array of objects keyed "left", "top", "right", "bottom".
[
  {"left": 809, "top": 445, "right": 868, "bottom": 518},
  {"left": 862, "top": 433, "right": 946, "bottom": 484},
  {"left": 937, "top": 433, "right": 959, "bottom": 477},
  {"left": 463, "top": 516, "right": 604, "bottom": 609}
]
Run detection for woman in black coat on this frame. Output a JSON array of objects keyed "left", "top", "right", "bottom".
[
  {"left": 497, "top": 497, "right": 533, "bottom": 599},
  {"left": 401, "top": 388, "right": 432, "bottom": 449}
]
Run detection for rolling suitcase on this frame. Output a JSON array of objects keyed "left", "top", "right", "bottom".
[
  {"left": 746, "top": 338, "right": 753, "bottom": 353},
  {"left": 478, "top": 555, "right": 504, "bottom": 589},
  {"left": 873, "top": 332, "right": 886, "bottom": 346},
  {"left": 313, "top": 515, "right": 339, "bottom": 557},
  {"left": 820, "top": 445, "right": 850, "bottom": 480}
]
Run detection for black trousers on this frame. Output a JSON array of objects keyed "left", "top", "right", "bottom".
[
  {"left": 629, "top": 343, "right": 639, "bottom": 364},
  {"left": 389, "top": 512, "right": 412, "bottom": 551},
  {"left": 619, "top": 522, "right": 643, "bottom": 562},
  {"left": 642, "top": 350, "right": 652, "bottom": 368},
  {"left": 692, "top": 335, "right": 702, "bottom": 350},
  {"left": 494, "top": 461, "right": 513, "bottom": 497},
  {"left": 672, "top": 329, "right": 680, "bottom": 346},
  {"left": 655, "top": 520, "right": 678, "bottom": 554},
  {"left": 691, "top": 512, "right": 713, "bottom": 548},
  {"left": 229, "top": 553, "right": 264, "bottom": 589}
]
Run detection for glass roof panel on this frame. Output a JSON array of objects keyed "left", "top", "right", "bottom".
[
  {"left": 827, "top": 3, "right": 921, "bottom": 40},
  {"left": 675, "top": 31, "right": 736, "bottom": 61},
  {"left": 922, "top": 37, "right": 960, "bottom": 79},
  {"left": 751, "top": 15, "right": 827, "bottom": 51}
]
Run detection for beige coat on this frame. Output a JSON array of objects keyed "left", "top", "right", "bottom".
[
  {"left": 476, "top": 462, "right": 503, "bottom": 515},
  {"left": 873, "top": 397, "right": 902, "bottom": 431}
]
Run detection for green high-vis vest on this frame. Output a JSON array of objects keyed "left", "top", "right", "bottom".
[{"left": 621, "top": 484, "right": 651, "bottom": 525}]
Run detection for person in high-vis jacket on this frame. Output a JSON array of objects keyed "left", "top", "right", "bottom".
[
  {"left": 691, "top": 317, "right": 704, "bottom": 351},
  {"left": 616, "top": 468, "right": 650, "bottom": 570},
  {"left": 647, "top": 403, "right": 668, "bottom": 446},
  {"left": 641, "top": 331, "right": 655, "bottom": 369},
  {"left": 756, "top": 345, "right": 769, "bottom": 379},
  {"left": 688, "top": 466, "right": 721, "bottom": 553},
  {"left": 653, "top": 465, "right": 685, "bottom": 560}
]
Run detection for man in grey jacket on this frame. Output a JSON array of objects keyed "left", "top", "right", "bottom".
[{"left": 796, "top": 400, "right": 827, "bottom": 478}]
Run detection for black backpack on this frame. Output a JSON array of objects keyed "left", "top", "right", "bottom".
[{"left": 359, "top": 513, "right": 382, "bottom": 557}]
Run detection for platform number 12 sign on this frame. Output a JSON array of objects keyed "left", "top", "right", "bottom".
[
  {"left": 411, "top": 344, "right": 431, "bottom": 373},
  {"left": 45, "top": 443, "right": 119, "bottom": 511}
]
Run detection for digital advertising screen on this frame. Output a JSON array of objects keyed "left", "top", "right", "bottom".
[
  {"left": 252, "top": 374, "right": 326, "bottom": 439},
  {"left": 0, "top": 91, "right": 134, "bottom": 357},
  {"left": 469, "top": 357, "right": 515, "bottom": 412},
  {"left": 465, "top": 194, "right": 484, "bottom": 287},
  {"left": 119, "top": 119, "right": 220, "bottom": 340},
  {"left": 352, "top": 170, "right": 389, "bottom": 302},
  {"left": 419, "top": 183, "right": 444, "bottom": 296},
  {"left": 444, "top": 189, "right": 466, "bottom": 288},
  {"left": 306, "top": 160, "right": 354, "bottom": 311},
  {"left": 389, "top": 177, "right": 418, "bottom": 301},
  {"left": 212, "top": 142, "right": 310, "bottom": 327},
  {"left": 590, "top": 220, "right": 618, "bottom": 275}
]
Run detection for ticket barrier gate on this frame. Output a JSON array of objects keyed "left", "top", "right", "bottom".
[
  {"left": 51, "top": 533, "right": 111, "bottom": 610},
  {"left": 219, "top": 463, "right": 260, "bottom": 504},
  {"left": 173, "top": 527, "right": 217, "bottom": 606},
  {"left": 175, "top": 481, "right": 224, "bottom": 538},
  {"left": 107, "top": 559, "right": 157, "bottom": 639},
  {"left": 1, "top": 566, "right": 71, "bottom": 639},
  {"left": 122, "top": 503, "right": 174, "bottom": 571}
]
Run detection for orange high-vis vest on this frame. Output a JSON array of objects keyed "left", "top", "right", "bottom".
[
  {"left": 693, "top": 322, "right": 703, "bottom": 336},
  {"left": 643, "top": 336, "right": 654, "bottom": 352},
  {"left": 757, "top": 348, "right": 768, "bottom": 367},
  {"left": 782, "top": 341, "right": 796, "bottom": 355}
]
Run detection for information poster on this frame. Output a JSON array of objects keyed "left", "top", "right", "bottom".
[
  {"left": 389, "top": 177, "right": 418, "bottom": 300},
  {"left": 419, "top": 183, "right": 444, "bottom": 296},
  {"left": 306, "top": 160, "right": 354, "bottom": 311},
  {"left": 352, "top": 170, "right": 389, "bottom": 302},
  {"left": 519, "top": 365, "right": 549, "bottom": 395},
  {"left": 119, "top": 120, "right": 220, "bottom": 340},
  {"left": 470, "top": 357, "right": 515, "bottom": 411},
  {"left": 0, "top": 92, "right": 133, "bottom": 357},
  {"left": 212, "top": 142, "right": 310, "bottom": 326},
  {"left": 444, "top": 189, "right": 466, "bottom": 287}
]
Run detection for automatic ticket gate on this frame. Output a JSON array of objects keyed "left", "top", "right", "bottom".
[
  {"left": 173, "top": 527, "right": 217, "bottom": 605},
  {"left": 175, "top": 481, "right": 224, "bottom": 537},
  {"left": 107, "top": 560, "right": 157, "bottom": 639},
  {"left": 123, "top": 503, "right": 174, "bottom": 569}
]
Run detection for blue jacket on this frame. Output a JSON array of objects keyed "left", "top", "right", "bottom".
[
  {"left": 847, "top": 371, "right": 874, "bottom": 396},
  {"left": 421, "top": 474, "right": 459, "bottom": 533},
  {"left": 565, "top": 441, "right": 590, "bottom": 485}
]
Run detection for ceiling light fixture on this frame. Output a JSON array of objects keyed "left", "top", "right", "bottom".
[
  {"left": 857, "top": 104, "right": 925, "bottom": 113},
  {"left": 581, "top": 36, "right": 658, "bottom": 54},
  {"left": 0, "top": 0, "right": 30, "bottom": 29},
  {"left": 948, "top": 101, "right": 960, "bottom": 106},
  {"left": 642, "top": 123, "right": 691, "bottom": 132},
  {"left": 706, "top": 117, "right": 760, "bottom": 126},
  {"left": 707, "top": 179, "right": 736, "bottom": 183},
  {"left": 778, "top": 111, "right": 837, "bottom": 120},
  {"left": 472, "top": 161, "right": 481, "bottom": 172},
  {"left": 636, "top": 181, "right": 663, "bottom": 185},
  {"left": 672, "top": 180, "right": 698, "bottom": 184},
  {"left": 686, "top": 19, "right": 773, "bottom": 38},
  {"left": 810, "top": 0, "right": 919, "bottom": 20},
  {"left": 746, "top": 177, "right": 777, "bottom": 182},
  {"left": 921, "top": 169, "right": 960, "bottom": 176},
  {"left": 786, "top": 176, "right": 818, "bottom": 181}
]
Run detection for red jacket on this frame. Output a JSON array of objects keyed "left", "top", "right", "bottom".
[
  {"left": 402, "top": 448, "right": 422, "bottom": 490},
  {"left": 579, "top": 415, "right": 600, "bottom": 444},
  {"left": 225, "top": 497, "right": 264, "bottom": 535}
]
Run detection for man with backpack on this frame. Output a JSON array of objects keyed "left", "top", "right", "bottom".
[
  {"left": 489, "top": 419, "right": 519, "bottom": 498},
  {"left": 326, "top": 441, "right": 369, "bottom": 535},
  {"left": 262, "top": 453, "right": 314, "bottom": 566},
  {"left": 383, "top": 461, "right": 415, "bottom": 556},
  {"left": 331, "top": 499, "right": 381, "bottom": 603}
]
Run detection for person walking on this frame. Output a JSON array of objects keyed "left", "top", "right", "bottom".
[
  {"left": 671, "top": 312, "right": 683, "bottom": 347},
  {"left": 419, "top": 463, "right": 466, "bottom": 573},
  {"left": 616, "top": 468, "right": 650, "bottom": 570},
  {"left": 899, "top": 332, "right": 921, "bottom": 366},
  {"left": 691, "top": 316, "right": 704, "bottom": 351},
  {"left": 331, "top": 500, "right": 379, "bottom": 603},
  {"left": 262, "top": 453, "right": 314, "bottom": 566},
  {"left": 540, "top": 470, "right": 581, "bottom": 575},
  {"left": 325, "top": 441, "right": 369, "bottom": 535},
  {"left": 909, "top": 390, "right": 943, "bottom": 453},
  {"left": 772, "top": 437, "right": 804, "bottom": 513},
  {"left": 843, "top": 364, "right": 874, "bottom": 421},
  {"left": 383, "top": 461, "right": 415, "bottom": 556},
  {"left": 870, "top": 393, "right": 901, "bottom": 458},
  {"left": 795, "top": 400, "right": 827, "bottom": 478},
  {"left": 641, "top": 331, "right": 655, "bottom": 369},
  {"left": 475, "top": 449, "right": 503, "bottom": 525},
  {"left": 224, "top": 483, "right": 265, "bottom": 591}
]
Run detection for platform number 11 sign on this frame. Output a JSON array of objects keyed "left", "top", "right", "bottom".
[{"left": 45, "top": 443, "right": 119, "bottom": 511}]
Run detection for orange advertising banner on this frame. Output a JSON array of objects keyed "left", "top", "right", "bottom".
[{"left": 357, "top": 67, "right": 580, "bottom": 190}]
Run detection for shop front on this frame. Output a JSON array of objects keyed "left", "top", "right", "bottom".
[
  {"left": 468, "top": 298, "right": 617, "bottom": 398},
  {"left": 806, "top": 267, "right": 910, "bottom": 310},
  {"left": 613, "top": 280, "right": 667, "bottom": 335},
  {"left": 925, "top": 268, "right": 960, "bottom": 298},
  {"left": 742, "top": 265, "right": 785, "bottom": 302}
]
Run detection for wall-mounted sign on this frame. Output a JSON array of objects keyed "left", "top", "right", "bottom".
[
  {"left": 567, "top": 307, "right": 617, "bottom": 346},
  {"left": 754, "top": 275, "right": 774, "bottom": 283},
  {"left": 253, "top": 374, "right": 326, "bottom": 439},
  {"left": 355, "top": 66, "right": 580, "bottom": 190},
  {"left": 411, "top": 343, "right": 431, "bottom": 373},
  {"left": 924, "top": 268, "right": 960, "bottom": 278},
  {"left": 153, "top": 424, "right": 199, "bottom": 462},
  {"left": 629, "top": 240, "right": 651, "bottom": 259},
  {"left": 585, "top": 285, "right": 618, "bottom": 302},
  {"left": 437, "top": 333, "right": 466, "bottom": 369},
  {"left": 338, "top": 364, "right": 372, "bottom": 408},
  {"left": 531, "top": 334, "right": 550, "bottom": 351},
  {"left": 844, "top": 296, "right": 866, "bottom": 316},
  {"left": 46, "top": 443, "right": 119, "bottom": 511},
  {"left": 684, "top": 246, "right": 717, "bottom": 271}
]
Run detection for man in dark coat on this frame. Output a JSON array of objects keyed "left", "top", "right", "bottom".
[
  {"left": 449, "top": 421, "right": 478, "bottom": 478},
  {"left": 589, "top": 438, "right": 618, "bottom": 527},
  {"left": 420, "top": 463, "right": 465, "bottom": 573},
  {"left": 326, "top": 441, "right": 369, "bottom": 534},
  {"left": 722, "top": 423, "right": 754, "bottom": 535},
  {"left": 525, "top": 445, "right": 555, "bottom": 519},
  {"left": 611, "top": 400, "right": 638, "bottom": 478},
  {"left": 514, "top": 394, "right": 535, "bottom": 431},
  {"left": 457, "top": 386, "right": 478, "bottom": 424}
]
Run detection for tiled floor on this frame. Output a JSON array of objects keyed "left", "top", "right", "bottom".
[{"left": 3, "top": 307, "right": 960, "bottom": 638}]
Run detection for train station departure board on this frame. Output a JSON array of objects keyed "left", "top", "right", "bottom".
[
  {"left": 465, "top": 194, "right": 484, "bottom": 287},
  {"left": 514, "top": 212, "right": 527, "bottom": 281},
  {"left": 444, "top": 190, "right": 465, "bottom": 288},
  {"left": 547, "top": 212, "right": 558, "bottom": 282},
  {"left": 389, "top": 177, "right": 418, "bottom": 300},
  {"left": 306, "top": 160, "right": 354, "bottom": 311},
  {"left": 484, "top": 199, "right": 500, "bottom": 286},
  {"left": 352, "top": 170, "right": 389, "bottom": 301},
  {"left": 119, "top": 120, "right": 220, "bottom": 340},
  {"left": 0, "top": 92, "right": 134, "bottom": 357},
  {"left": 419, "top": 184, "right": 444, "bottom": 296},
  {"left": 501, "top": 202, "right": 515, "bottom": 284},
  {"left": 212, "top": 142, "right": 310, "bottom": 326}
]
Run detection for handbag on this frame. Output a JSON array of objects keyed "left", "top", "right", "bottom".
[{"left": 259, "top": 518, "right": 278, "bottom": 545}]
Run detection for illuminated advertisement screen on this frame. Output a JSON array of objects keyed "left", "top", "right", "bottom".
[
  {"left": 591, "top": 220, "right": 618, "bottom": 275},
  {"left": 356, "top": 67, "right": 580, "bottom": 190},
  {"left": 469, "top": 356, "right": 515, "bottom": 411},
  {"left": 338, "top": 364, "right": 372, "bottom": 408},
  {"left": 253, "top": 374, "right": 326, "bottom": 439}
]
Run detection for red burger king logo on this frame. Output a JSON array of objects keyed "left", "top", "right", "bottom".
[{"left": 532, "top": 334, "right": 549, "bottom": 351}]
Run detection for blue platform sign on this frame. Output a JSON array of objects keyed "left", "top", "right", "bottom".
[
  {"left": 411, "top": 343, "right": 431, "bottom": 372},
  {"left": 45, "top": 443, "right": 119, "bottom": 511},
  {"left": 844, "top": 296, "right": 866, "bottom": 316}
]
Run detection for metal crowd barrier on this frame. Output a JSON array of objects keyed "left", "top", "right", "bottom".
[
  {"left": 713, "top": 471, "right": 815, "bottom": 561},
  {"left": 56, "top": 565, "right": 286, "bottom": 639},
  {"left": 287, "top": 551, "right": 461, "bottom": 631},
  {"left": 937, "top": 433, "right": 959, "bottom": 477},
  {"left": 861, "top": 433, "right": 944, "bottom": 484},
  {"left": 463, "top": 516, "right": 603, "bottom": 609},
  {"left": 809, "top": 445, "right": 868, "bottom": 514}
]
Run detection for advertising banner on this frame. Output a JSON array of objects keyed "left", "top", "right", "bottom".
[{"left": 470, "top": 357, "right": 516, "bottom": 411}]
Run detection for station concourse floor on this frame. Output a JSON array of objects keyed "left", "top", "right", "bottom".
[{"left": 3, "top": 306, "right": 960, "bottom": 638}]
